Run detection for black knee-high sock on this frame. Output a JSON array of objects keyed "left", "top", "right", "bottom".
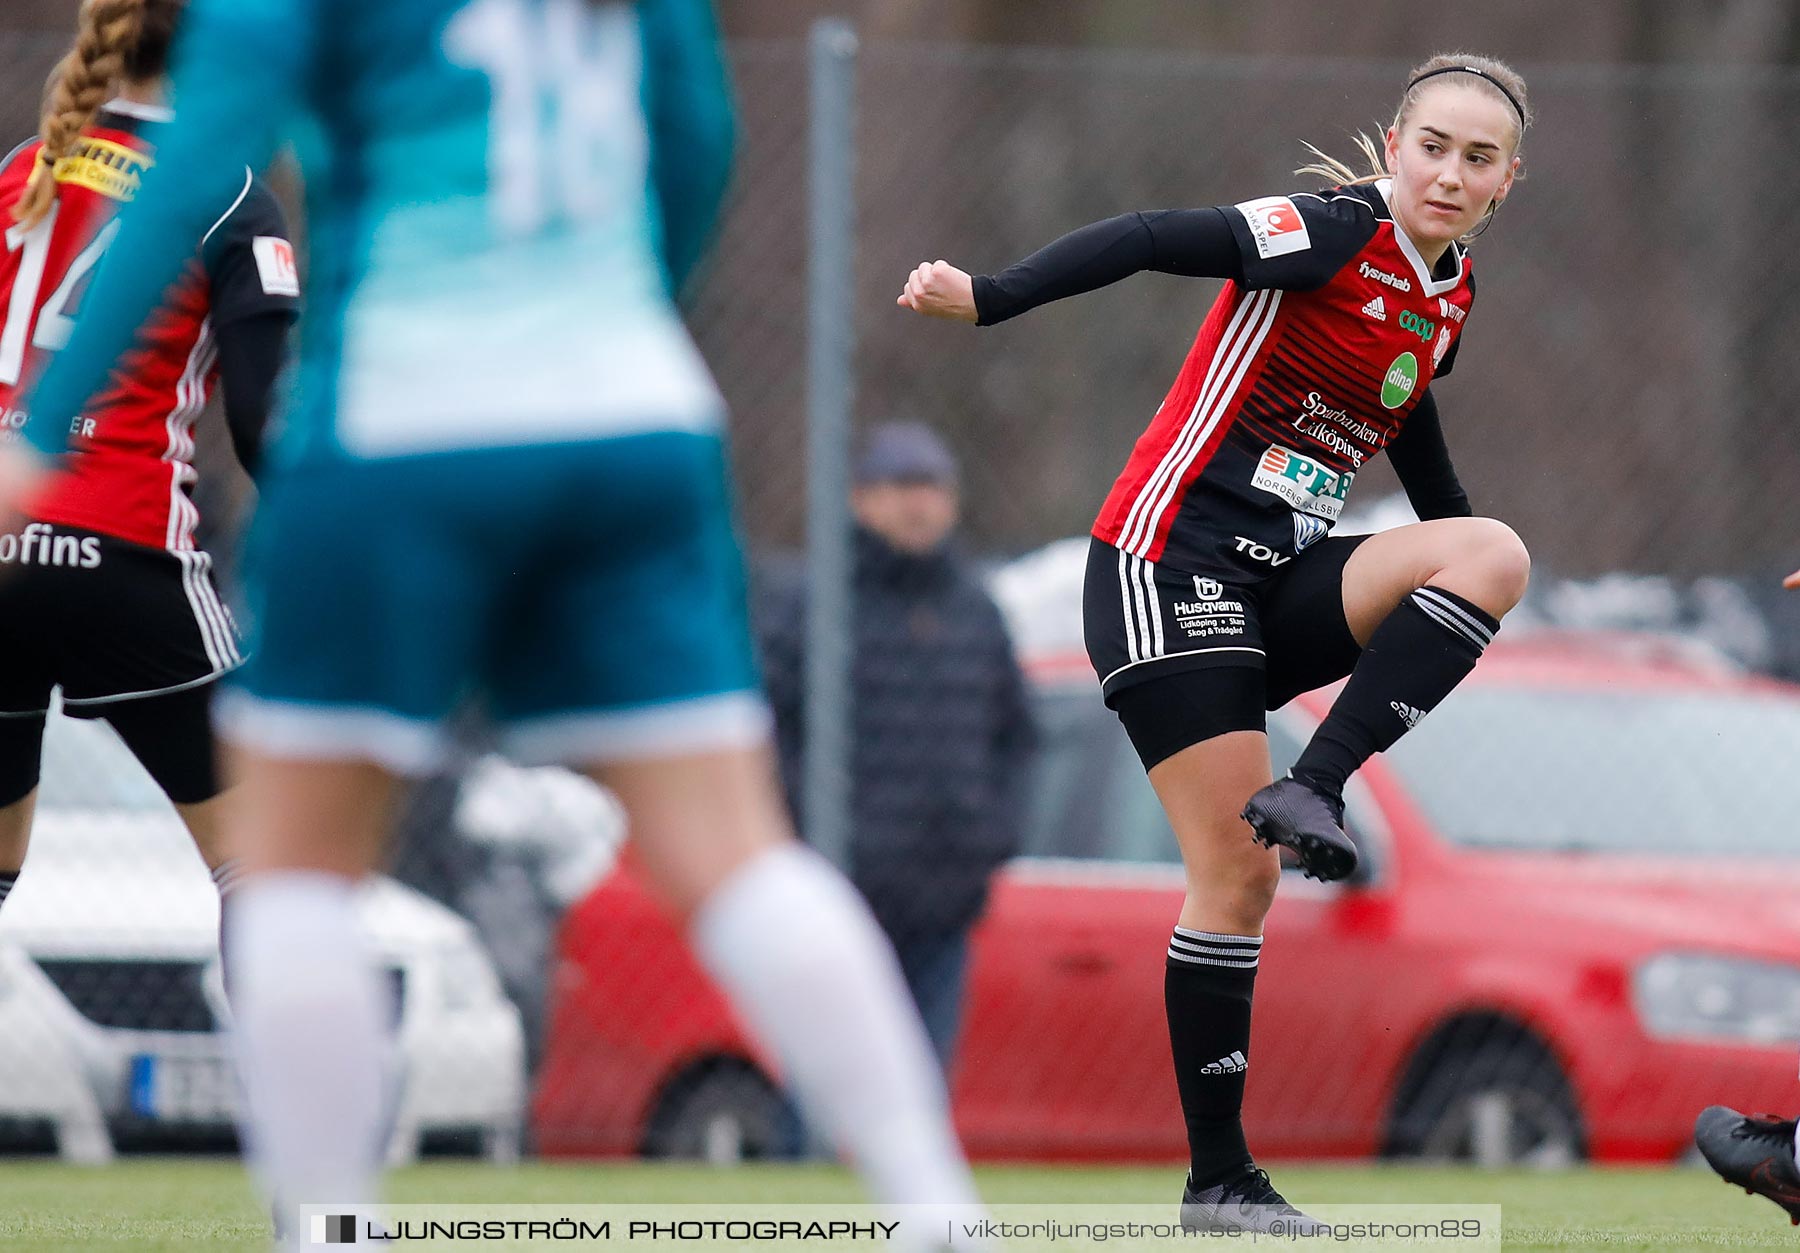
[
  {"left": 1166, "top": 927, "right": 1261, "bottom": 1188},
  {"left": 1291, "top": 585, "right": 1499, "bottom": 802},
  {"left": 0, "top": 870, "right": 18, "bottom": 913}
]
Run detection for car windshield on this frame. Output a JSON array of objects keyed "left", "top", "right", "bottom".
[{"left": 1381, "top": 684, "right": 1800, "bottom": 856}]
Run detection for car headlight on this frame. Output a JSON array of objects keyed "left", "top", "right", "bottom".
[{"left": 1634, "top": 953, "right": 1800, "bottom": 1045}]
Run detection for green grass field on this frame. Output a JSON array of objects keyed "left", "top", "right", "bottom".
[{"left": 0, "top": 1159, "right": 1792, "bottom": 1251}]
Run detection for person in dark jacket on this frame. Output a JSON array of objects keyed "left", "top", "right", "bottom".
[{"left": 759, "top": 422, "right": 1036, "bottom": 1073}]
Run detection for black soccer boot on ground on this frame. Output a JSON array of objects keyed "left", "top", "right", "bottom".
[
  {"left": 1240, "top": 776, "right": 1358, "bottom": 882},
  {"left": 1180, "top": 1166, "right": 1329, "bottom": 1237},
  {"left": 1695, "top": 1105, "right": 1800, "bottom": 1225}
]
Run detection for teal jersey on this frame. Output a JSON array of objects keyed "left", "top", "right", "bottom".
[{"left": 27, "top": 0, "right": 734, "bottom": 465}]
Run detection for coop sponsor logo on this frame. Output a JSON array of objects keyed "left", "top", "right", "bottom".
[{"left": 1398, "top": 309, "right": 1436, "bottom": 343}]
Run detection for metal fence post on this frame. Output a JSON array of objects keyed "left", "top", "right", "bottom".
[{"left": 803, "top": 18, "right": 857, "bottom": 869}]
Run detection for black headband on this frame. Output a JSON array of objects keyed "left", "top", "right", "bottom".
[{"left": 1406, "top": 65, "right": 1527, "bottom": 130}]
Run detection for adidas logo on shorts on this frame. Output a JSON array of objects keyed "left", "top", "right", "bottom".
[
  {"left": 1361, "top": 295, "right": 1387, "bottom": 322},
  {"left": 1390, "top": 700, "right": 1425, "bottom": 729},
  {"left": 1200, "top": 1050, "right": 1248, "bottom": 1075}
]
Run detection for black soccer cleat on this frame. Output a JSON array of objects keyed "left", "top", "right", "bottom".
[
  {"left": 1695, "top": 1105, "right": 1800, "bottom": 1225},
  {"left": 1180, "top": 1166, "right": 1328, "bottom": 1237},
  {"left": 1240, "top": 777, "right": 1358, "bottom": 882}
]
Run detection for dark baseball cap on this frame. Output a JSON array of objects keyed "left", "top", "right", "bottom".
[{"left": 854, "top": 422, "right": 959, "bottom": 486}]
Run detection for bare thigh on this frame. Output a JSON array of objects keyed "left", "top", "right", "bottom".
[
  {"left": 583, "top": 744, "right": 792, "bottom": 922},
  {"left": 1339, "top": 517, "right": 1531, "bottom": 644},
  {"left": 227, "top": 750, "right": 397, "bottom": 880},
  {"left": 1148, "top": 730, "right": 1281, "bottom": 936}
]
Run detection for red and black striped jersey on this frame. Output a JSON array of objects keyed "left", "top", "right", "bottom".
[
  {"left": 1093, "top": 180, "right": 1474, "bottom": 580},
  {"left": 0, "top": 102, "right": 298, "bottom": 551}
]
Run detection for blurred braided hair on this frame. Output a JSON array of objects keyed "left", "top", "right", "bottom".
[{"left": 12, "top": 0, "right": 185, "bottom": 231}]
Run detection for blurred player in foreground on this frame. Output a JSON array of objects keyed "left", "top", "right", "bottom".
[
  {"left": 5, "top": 0, "right": 982, "bottom": 1243},
  {"left": 0, "top": 0, "right": 295, "bottom": 936},
  {"left": 899, "top": 55, "right": 1534, "bottom": 1234}
]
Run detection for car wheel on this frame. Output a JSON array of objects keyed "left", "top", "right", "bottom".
[
  {"left": 642, "top": 1059, "right": 801, "bottom": 1163},
  {"left": 1385, "top": 1025, "right": 1584, "bottom": 1167}
]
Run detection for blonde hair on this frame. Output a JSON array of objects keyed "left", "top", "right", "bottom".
[
  {"left": 1295, "top": 53, "right": 1532, "bottom": 233},
  {"left": 12, "top": 0, "right": 182, "bottom": 231}
]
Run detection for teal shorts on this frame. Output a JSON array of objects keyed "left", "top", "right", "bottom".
[{"left": 217, "top": 432, "right": 769, "bottom": 773}]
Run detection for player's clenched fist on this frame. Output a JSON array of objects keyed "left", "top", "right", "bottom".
[{"left": 896, "top": 260, "right": 977, "bottom": 323}]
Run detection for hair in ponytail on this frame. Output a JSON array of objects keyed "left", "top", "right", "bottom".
[{"left": 12, "top": 0, "right": 185, "bottom": 231}]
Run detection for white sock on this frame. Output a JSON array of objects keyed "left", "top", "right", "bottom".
[
  {"left": 692, "top": 843, "right": 981, "bottom": 1212},
  {"left": 227, "top": 872, "right": 390, "bottom": 1243}
]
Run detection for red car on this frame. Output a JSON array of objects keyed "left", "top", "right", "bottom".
[{"left": 533, "top": 632, "right": 1800, "bottom": 1166}]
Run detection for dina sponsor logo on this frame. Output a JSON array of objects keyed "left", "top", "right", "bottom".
[{"left": 1380, "top": 352, "right": 1419, "bottom": 409}]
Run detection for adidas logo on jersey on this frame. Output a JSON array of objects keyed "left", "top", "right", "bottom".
[
  {"left": 1361, "top": 295, "right": 1387, "bottom": 322},
  {"left": 1200, "top": 1051, "right": 1248, "bottom": 1075},
  {"left": 1391, "top": 701, "right": 1426, "bottom": 729}
]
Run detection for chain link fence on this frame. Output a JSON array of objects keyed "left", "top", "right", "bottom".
[{"left": 0, "top": 25, "right": 1797, "bottom": 1177}]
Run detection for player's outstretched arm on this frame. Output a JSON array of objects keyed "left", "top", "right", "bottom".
[
  {"left": 900, "top": 208, "right": 1243, "bottom": 329},
  {"left": 896, "top": 260, "right": 978, "bottom": 323}
]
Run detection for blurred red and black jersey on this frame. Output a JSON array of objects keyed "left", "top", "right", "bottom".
[
  {"left": 1094, "top": 180, "right": 1475, "bottom": 581},
  {"left": 0, "top": 101, "right": 298, "bottom": 551}
]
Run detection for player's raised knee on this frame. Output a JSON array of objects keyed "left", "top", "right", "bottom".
[{"left": 1467, "top": 517, "right": 1531, "bottom": 605}]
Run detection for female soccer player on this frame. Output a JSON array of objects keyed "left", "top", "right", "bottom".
[
  {"left": 0, "top": 0, "right": 295, "bottom": 925},
  {"left": 6, "top": 0, "right": 983, "bottom": 1242},
  {"left": 899, "top": 54, "right": 1534, "bottom": 1233}
]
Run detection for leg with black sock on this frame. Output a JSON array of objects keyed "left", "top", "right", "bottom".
[
  {"left": 1166, "top": 929, "right": 1259, "bottom": 1189},
  {"left": 1244, "top": 585, "right": 1500, "bottom": 881},
  {"left": 1290, "top": 584, "right": 1497, "bottom": 803}
]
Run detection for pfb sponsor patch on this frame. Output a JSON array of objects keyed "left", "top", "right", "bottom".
[
  {"left": 1253, "top": 445, "right": 1353, "bottom": 520},
  {"left": 252, "top": 236, "right": 300, "bottom": 297},
  {"left": 1234, "top": 196, "right": 1311, "bottom": 259}
]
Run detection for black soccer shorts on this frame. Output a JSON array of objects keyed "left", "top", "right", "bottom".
[
  {"left": 1082, "top": 535, "right": 1368, "bottom": 768},
  {"left": 0, "top": 523, "right": 237, "bottom": 805}
]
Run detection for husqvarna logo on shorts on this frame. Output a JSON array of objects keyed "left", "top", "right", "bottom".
[{"left": 1193, "top": 577, "right": 1223, "bottom": 600}]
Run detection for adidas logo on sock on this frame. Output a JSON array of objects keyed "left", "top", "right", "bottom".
[
  {"left": 1200, "top": 1050, "right": 1248, "bottom": 1075},
  {"left": 1390, "top": 700, "right": 1425, "bottom": 729},
  {"left": 1361, "top": 295, "right": 1387, "bottom": 321}
]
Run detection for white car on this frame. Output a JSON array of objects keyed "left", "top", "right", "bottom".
[{"left": 0, "top": 712, "right": 528, "bottom": 1163}]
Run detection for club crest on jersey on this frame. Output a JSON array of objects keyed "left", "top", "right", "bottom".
[
  {"left": 1234, "top": 196, "right": 1311, "bottom": 260},
  {"left": 1433, "top": 326, "right": 1454, "bottom": 367},
  {"left": 1293, "top": 514, "right": 1331, "bottom": 553},
  {"left": 1252, "top": 446, "right": 1352, "bottom": 521}
]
